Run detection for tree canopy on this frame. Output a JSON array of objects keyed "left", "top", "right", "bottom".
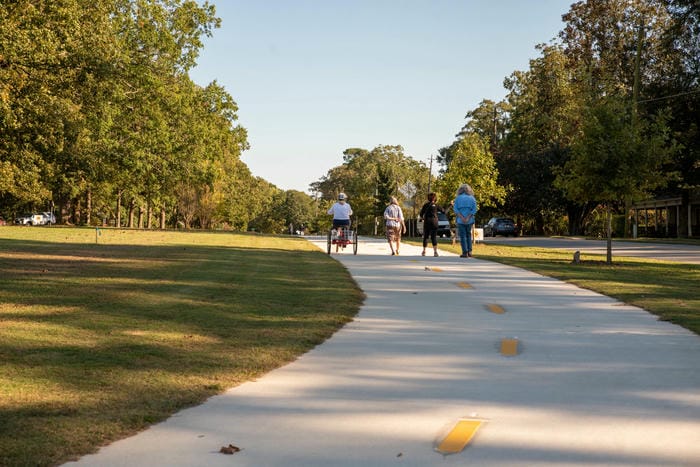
[{"left": 2, "top": 0, "right": 697, "bottom": 238}]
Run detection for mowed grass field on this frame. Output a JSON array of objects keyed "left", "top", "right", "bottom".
[
  {"left": 0, "top": 226, "right": 364, "bottom": 466},
  {"left": 2, "top": 227, "right": 698, "bottom": 466}
]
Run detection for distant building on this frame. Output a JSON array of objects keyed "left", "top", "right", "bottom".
[{"left": 631, "top": 188, "right": 699, "bottom": 238}]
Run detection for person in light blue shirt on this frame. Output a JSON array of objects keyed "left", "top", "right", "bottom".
[{"left": 453, "top": 184, "right": 477, "bottom": 258}]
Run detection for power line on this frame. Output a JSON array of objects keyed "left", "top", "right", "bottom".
[{"left": 637, "top": 88, "right": 700, "bottom": 103}]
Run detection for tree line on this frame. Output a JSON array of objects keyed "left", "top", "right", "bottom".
[
  {"left": 0, "top": 0, "right": 302, "bottom": 233},
  {"left": 313, "top": 0, "right": 699, "bottom": 241},
  {"left": 2, "top": 1, "right": 698, "bottom": 238}
]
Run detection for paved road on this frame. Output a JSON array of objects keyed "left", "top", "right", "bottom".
[
  {"left": 67, "top": 237, "right": 700, "bottom": 466},
  {"left": 481, "top": 236, "right": 700, "bottom": 264}
]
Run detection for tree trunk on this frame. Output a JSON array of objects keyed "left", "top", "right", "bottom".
[
  {"left": 86, "top": 188, "right": 92, "bottom": 226},
  {"left": 128, "top": 199, "right": 135, "bottom": 228},
  {"left": 160, "top": 205, "right": 166, "bottom": 229},
  {"left": 606, "top": 205, "right": 613, "bottom": 264},
  {"left": 567, "top": 202, "right": 595, "bottom": 236},
  {"left": 146, "top": 200, "right": 152, "bottom": 229},
  {"left": 74, "top": 198, "right": 82, "bottom": 225},
  {"left": 116, "top": 190, "right": 123, "bottom": 228},
  {"left": 535, "top": 212, "right": 545, "bottom": 235}
]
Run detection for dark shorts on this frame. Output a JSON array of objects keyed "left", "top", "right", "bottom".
[{"left": 333, "top": 219, "right": 350, "bottom": 229}]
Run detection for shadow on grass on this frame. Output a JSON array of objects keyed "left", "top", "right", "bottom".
[
  {"left": 474, "top": 250, "right": 700, "bottom": 335},
  {"left": 0, "top": 238, "right": 363, "bottom": 466}
]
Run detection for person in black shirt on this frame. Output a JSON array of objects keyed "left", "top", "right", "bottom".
[{"left": 419, "top": 192, "right": 445, "bottom": 257}]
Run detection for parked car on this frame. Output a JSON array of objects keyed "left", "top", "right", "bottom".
[
  {"left": 15, "top": 213, "right": 45, "bottom": 225},
  {"left": 417, "top": 212, "right": 452, "bottom": 238},
  {"left": 483, "top": 217, "right": 517, "bottom": 237},
  {"left": 42, "top": 211, "right": 56, "bottom": 224}
]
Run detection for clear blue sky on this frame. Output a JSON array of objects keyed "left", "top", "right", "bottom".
[{"left": 189, "top": 1, "right": 573, "bottom": 193}]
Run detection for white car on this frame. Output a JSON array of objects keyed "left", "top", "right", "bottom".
[
  {"left": 417, "top": 212, "right": 452, "bottom": 237},
  {"left": 42, "top": 212, "right": 56, "bottom": 224},
  {"left": 15, "top": 213, "right": 45, "bottom": 225}
]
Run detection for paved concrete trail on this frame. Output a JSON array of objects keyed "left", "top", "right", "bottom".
[{"left": 67, "top": 236, "right": 700, "bottom": 467}]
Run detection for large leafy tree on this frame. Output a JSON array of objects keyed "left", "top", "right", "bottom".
[
  {"left": 555, "top": 97, "right": 678, "bottom": 262},
  {"left": 0, "top": 0, "right": 97, "bottom": 210},
  {"left": 436, "top": 132, "right": 506, "bottom": 223},
  {"left": 500, "top": 44, "right": 589, "bottom": 234},
  {"left": 455, "top": 99, "right": 511, "bottom": 150},
  {"left": 560, "top": 0, "right": 675, "bottom": 97},
  {"left": 490, "top": 0, "right": 691, "bottom": 238},
  {"left": 0, "top": 0, "right": 264, "bottom": 231},
  {"left": 280, "top": 190, "right": 317, "bottom": 234},
  {"left": 655, "top": 0, "right": 700, "bottom": 200},
  {"left": 557, "top": 0, "right": 693, "bottom": 238}
]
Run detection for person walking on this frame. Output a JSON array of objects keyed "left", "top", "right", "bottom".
[
  {"left": 383, "top": 196, "right": 405, "bottom": 255},
  {"left": 419, "top": 192, "right": 445, "bottom": 257},
  {"left": 453, "top": 184, "right": 477, "bottom": 258},
  {"left": 327, "top": 193, "right": 353, "bottom": 253}
]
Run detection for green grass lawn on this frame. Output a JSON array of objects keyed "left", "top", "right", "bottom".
[
  {"left": 0, "top": 226, "right": 364, "bottom": 466},
  {"left": 2, "top": 227, "right": 698, "bottom": 466}
]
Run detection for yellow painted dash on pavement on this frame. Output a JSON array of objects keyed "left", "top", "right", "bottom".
[
  {"left": 500, "top": 338, "right": 519, "bottom": 356},
  {"left": 486, "top": 303, "right": 505, "bottom": 314},
  {"left": 436, "top": 419, "right": 483, "bottom": 454},
  {"left": 456, "top": 282, "right": 472, "bottom": 289},
  {"left": 426, "top": 267, "right": 444, "bottom": 272}
]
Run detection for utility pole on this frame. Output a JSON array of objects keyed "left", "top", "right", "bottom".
[
  {"left": 427, "top": 154, "right": 433, "bottom": 193},
  {"left": 625, "top": 16, "right": 645, "bottom": 239}
]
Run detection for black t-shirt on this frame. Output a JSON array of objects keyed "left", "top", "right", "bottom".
[{"left": 420, "top": 202, "right": 444, "bottom": 228}]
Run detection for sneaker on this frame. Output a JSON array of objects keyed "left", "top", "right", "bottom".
[
  {"left": 468, "top": 252, "right": 473, "bottom": 257},
  {"left": 434, "top": 252, "right": 439, "bottom": 257},
  {"left": 391, "top": 252, "right": 396, "bottom": 256},
  {"left": 421, "top": 251, "right": 425, "bottom": 256},
  {"left": 460, "top": 254, "right": 468, "bottom": 258}
]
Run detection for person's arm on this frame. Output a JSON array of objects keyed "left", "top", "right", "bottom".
[
  {"left": 384, "top": 207, "right": 398, "bottom": 221},
  {"left": 465, "top": 198, "right": 476, "bottom": 222},
  {"left": 454, "top": 199, "right": 467, "bottom": 222}
]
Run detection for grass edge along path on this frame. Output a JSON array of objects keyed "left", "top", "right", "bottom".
[
  {"left": 438, "top": 241, "right": 699, "bottom": 336},
  {"left": 0, "top": 227, "right": 364, "bottom": 466}
]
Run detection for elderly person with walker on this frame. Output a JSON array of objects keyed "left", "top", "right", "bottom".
[{"left": 453, "top": 184, "right": 477, "bottom": 258}]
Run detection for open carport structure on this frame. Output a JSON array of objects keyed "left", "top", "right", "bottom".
[{"left": 632, "top": 191, "right": 700, "bottom": 238}]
